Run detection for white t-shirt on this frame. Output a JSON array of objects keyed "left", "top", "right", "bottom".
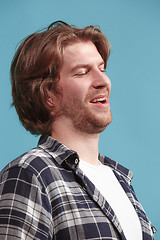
[{"left": 79, "top": 159, "right": 142, "bottom": 240}]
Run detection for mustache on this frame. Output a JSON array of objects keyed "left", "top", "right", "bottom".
[{"left": 85, "top": 89, "right": 109, "bottom": 101}]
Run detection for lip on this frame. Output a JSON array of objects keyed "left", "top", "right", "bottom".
[
  {"left": 89, "top": 94, "right": 110, "bottom": 109},
  {"left": 90, "top": 94, "right": 108, "bottom": 103}
]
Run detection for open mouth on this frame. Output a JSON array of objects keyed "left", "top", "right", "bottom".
[
  {"left": 91, "top": 97, "right": 107, "bottom": 104},
  {"left": 89, "top": 95, "right": 110, "bottom": 109},
  {"left": 90, "top": 96, "right": 107, "bottom": 104}
]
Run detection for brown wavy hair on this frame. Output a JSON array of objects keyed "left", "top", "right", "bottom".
[{"left": 11, "top": 21, "right": 111, "bottom": 135}]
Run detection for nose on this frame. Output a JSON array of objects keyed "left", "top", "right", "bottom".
[{"left": 92, "top": 70, "right": 111, "bottom": 90}]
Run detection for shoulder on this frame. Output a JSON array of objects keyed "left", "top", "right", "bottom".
[
  {"left": 99, "top": 153, "right": 133, "bottom": 183},
  {"left": 0, "top": 146, "right": 60, "bottom": 205},
  {"left": 0, "top": 147, "right": 55, "bottom": 180}
]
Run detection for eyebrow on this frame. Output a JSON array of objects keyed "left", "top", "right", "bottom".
[
  {"left": 70, "top": 61, "right": 105, "bottom": 73},
  {"left": 70, "top": 64, "right": 90, "bottom": 73}
]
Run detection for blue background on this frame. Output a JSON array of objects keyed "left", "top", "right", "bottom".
[{"left": 0, "top": 0, "right": 159, "bottom": 238}]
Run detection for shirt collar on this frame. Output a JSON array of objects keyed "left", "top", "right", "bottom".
[
  {"left": 99, "top": 153, "right": 133, "bottom": 182},
  {"left": 38, "top": 135, "right": 133, "bottom": 181},
  {"left": 38, "top": 135, "right": 79, "bottom": 168}
]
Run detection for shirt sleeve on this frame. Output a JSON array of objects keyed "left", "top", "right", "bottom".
[{"left": 0, "top": 166, "right": 53, "bottom": 240}]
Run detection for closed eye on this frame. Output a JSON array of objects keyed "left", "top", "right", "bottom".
[
  {"left": 100, "top": 68, "right": 106, "bottom": 73},
  {"left": 73, "top": 69, "right": 89, "bottom": 77},
  {"left": 99, "top": 63, "right": 106, "bottom": 73}
]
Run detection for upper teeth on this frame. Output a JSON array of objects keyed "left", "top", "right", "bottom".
[{"left": 92, "top": 97, "right": 106, "bottom": 103}]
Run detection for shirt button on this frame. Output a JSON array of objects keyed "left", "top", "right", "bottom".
[{"left": 75, "top": 158, "right": 79, "bottom": 165}]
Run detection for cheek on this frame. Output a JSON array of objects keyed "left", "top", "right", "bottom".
[{"left": 63, "top": 81, "right": 88, "bottom": 99}]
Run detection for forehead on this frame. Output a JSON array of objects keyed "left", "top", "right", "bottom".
[{"left": 62, "top": 41, "right": 103, "bottom": 66}]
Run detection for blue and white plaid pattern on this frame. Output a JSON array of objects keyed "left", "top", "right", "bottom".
[{"left": 0, "top": 135, "right": 155, "bottom": 239}]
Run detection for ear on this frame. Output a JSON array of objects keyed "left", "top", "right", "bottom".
[
  {"left": 46, "top": 97, "right": 55, "bottom": 107},
  {"left": 45, "top": 90, "right": 57, "bottom": 107}
]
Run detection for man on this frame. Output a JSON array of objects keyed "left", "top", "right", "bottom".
[{"left": 0, "top": 21, "right": 155, "bottom": 239}]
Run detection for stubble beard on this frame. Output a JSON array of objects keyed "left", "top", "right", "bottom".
[{"left": 61, "top": 95, "right": 112, "bottom": 134}]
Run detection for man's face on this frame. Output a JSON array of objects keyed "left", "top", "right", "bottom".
[{"left": 55, "top": 41, "right": 112, "bottom": 134}]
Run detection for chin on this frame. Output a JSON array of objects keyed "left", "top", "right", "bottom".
[{"left": 78, "top": 114, "right": 112, "bottom": 134}]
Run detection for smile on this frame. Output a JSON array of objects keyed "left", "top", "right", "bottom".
[
  {"left": 90, "top": 94, "right": 108, "bottom": 104},
  {"left": 91, "top": 97, "right": 107, "bottom": 104},
  {"left": 89, "top": 95, "right": 110, "bottom": 110}
]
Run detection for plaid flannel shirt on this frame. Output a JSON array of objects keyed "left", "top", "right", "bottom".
[{"left": 0, "top": 135, "right": 155, "bottom": 239}]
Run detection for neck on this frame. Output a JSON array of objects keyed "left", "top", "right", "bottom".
[{"left": 51, "top": 118, "right": 100, "bottom": 166}]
